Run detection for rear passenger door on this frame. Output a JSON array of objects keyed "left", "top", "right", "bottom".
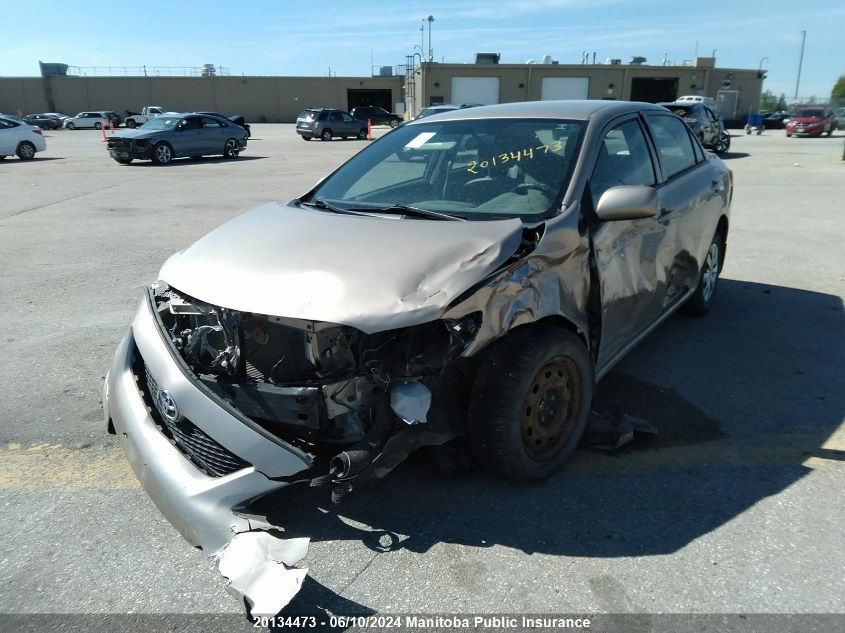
[
  {"left": 0, "top": 118, "right": 17, "bottom": 154},
  {"left": 201, "top": 116, "right": 229, "bottom": 153},
  {"left": 643, "top": 112, "right": 722, "bottom": 309},
  {"left": 340, "top": 112, "right": 358, "bottom": 136},
  {"left": 589, "top": 116, "right": 668, "bottom": 370}
]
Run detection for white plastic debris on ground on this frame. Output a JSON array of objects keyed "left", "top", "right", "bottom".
[{"left": 216, "top": 532, "right": 310, "bottom": 617}]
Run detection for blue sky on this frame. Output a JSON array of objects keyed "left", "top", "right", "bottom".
[{"left": 1, "top": 0, "right": 843, "bottom": 100}]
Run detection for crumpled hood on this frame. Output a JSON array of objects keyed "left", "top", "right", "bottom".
[{"left": 159, "top": 201, "right": 525, "bottom": 333}]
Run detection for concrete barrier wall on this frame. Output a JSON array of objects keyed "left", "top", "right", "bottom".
[{"left": 0, "top": 76, "right": 403, "bottom": 122}]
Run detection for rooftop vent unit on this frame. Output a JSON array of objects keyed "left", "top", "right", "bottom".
[
  {"left": 201, "top": 63, "right": 217, "bottom": 77},
  {"left": 378, "top": 66, "right": 393, "bottom": 76},
  {"left": 628, "top": 56, "right": 647, "bottom": 65},
  {"left": 475, "top": 52, "right": 501, "bottom": 64},
  {"left": 39, "top": 62, "right": 69, "bottom": 77},
  {"left": 605, "top": 58, "right": 622, "bottom": 65}
]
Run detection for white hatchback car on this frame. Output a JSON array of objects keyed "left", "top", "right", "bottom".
[{"left": 0, "top": 116, "right": 46, "bottom": 160}]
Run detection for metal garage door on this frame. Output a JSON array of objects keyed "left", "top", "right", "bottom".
[
  {"left": 451, "top": 77, "right": 500, "bottom": 105},
  {"left": 541, "top": 77, "right": 589, "bottom": 100}
]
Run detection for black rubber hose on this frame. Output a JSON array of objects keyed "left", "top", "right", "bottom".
[{"left": 329, "top": 394, "right": 393, "bottom": 480}]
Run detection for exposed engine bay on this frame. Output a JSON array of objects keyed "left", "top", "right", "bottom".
[{"left": 153, "top": 285, "right": 479, "bottom": 499}]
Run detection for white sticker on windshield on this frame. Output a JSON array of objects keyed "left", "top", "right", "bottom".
[{"left": 404, "top": 132, "right": 437, "bottom": 149}]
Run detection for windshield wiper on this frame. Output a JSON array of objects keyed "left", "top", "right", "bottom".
[
  {"left": 355, "top": 204, "right": 465, "bottom": 221},
  {"left": 298, "top": 199, "right": 369, "bottom": 217}
]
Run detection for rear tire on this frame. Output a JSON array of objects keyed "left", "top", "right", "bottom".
[
  {"left": 321, "top": 128, "right": 332, "bottom": 141},
  {"left": 16, "top": 141, "right": 36, "bottom": 160},
  {"left": 358, "top": 128, "right": 367, "bottom": 140},
  {"left": 389, "top": 119, "right": 399, "bottom": 128},
  {"left": 127, "top": 120, "right": 137, "bottom": 129},
  {"left": 301, "top": 135, "right": 311, "bottom": 141},
  {"left": 94, "top": 122, "right": 102, "bottom": 130},
  {"left": 469, "top": 326, "right": 593, "bottom": 481},
  {"left": 684, "top": 230, "right": 723, "bottom": 316},
  {"left": 66, "top": 122, "right": 75, "bottom": 130},
  {"left": 115, "top": 158, "right": 133, "bottom": 165}
]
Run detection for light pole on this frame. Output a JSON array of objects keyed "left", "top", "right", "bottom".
[
  {"left": 795, "top": 30, "right": 806, "bottom": 100},
  {"left": 758, "top": 57, "right": 768, "bottom": 73},
  {"left": 426, "top": 15, "right": 434, "bottom": 62}
]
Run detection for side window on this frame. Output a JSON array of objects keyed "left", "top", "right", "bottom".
[
  {"left": 690, "top": 129, "right": 705, "bottom": 163},
  {"left": 0, "top": 119, "right": 9, "bottom": 129},
  {"left": 341, "top": 113, "right": 353, "bottom": 123},
  {"left": 330, "top": 112, "right": 341, "bottom": 122},
  {"left": 645, "top": 114, "right": 697, "bottom": 179},
  {"left": 201, "top": 116, "right": 222, "bottom": 128},
  {"left": 182, "top": 117, "right": 202, "bottom": 130},
  {"left": 590, "top": 119, "right": 656, "bottom": 208},
  {"left": 318, "top": 112, "right": 328, "bottom": 121}
]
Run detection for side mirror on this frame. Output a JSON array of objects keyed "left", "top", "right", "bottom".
[{"left": 596, "top": 186, "right": 659, "bottom": 221}]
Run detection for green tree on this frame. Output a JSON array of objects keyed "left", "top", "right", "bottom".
[
  {"left": 777, "top": 93, "right": 788, "bottom": 111},
  {"left": 831, "top": 76, "right": 845, "bottom": 107},
  {"left": 760, "top": 90, "right": 778, "bottom": 111}
]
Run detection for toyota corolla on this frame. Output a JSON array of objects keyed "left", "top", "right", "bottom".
[{"left": 103, "top": 100, "right": 732, "bottom": 614}]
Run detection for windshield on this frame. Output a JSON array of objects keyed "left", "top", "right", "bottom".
[
  {"left": 140, "top": 116, "right": 181, "bottom": 130},
  {"left": 309, "top": 118, "right": 585, "bottom": 221},
  {"left": 418, "top": 106, "right": 457, "bottom": 118},
  {"left": 793, "top": 109, "right": 824, "bottom": 119}
]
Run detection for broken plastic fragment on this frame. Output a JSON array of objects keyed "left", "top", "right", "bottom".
[
  {"left": 216, "top": 532, "right": 310, "bottom": 617},
  {"left": 580, "top": 408, "right": 658, "bottom": 451},
  {"left": 390, "top": 381, "right": 432, "bottom": 425}
]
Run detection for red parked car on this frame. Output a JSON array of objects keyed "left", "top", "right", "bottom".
[{"left": 785, "top": 107, "right": 837, "bottom": 137}]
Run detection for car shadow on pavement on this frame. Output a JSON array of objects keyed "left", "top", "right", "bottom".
[
  {"left": 125, "top": 156, "right": 268, "bottom": 167},
  {"left": 716, "top": 151, "right": 750, "bottom": 159},
  {"left": 0, "top": 156, "right": 65, "bottom": 163},
  {"left": 262, "top": 278, "right": 844, "bottom": 616}
]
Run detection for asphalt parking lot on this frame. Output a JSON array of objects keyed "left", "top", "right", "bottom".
[{"left": 1, "top": 124, "right": 844, "bottom": 629}]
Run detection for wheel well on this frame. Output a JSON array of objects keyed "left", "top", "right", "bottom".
[
  {"left": 507, "top": 315, "right": 589, "bottom": 353},
  {"left": 716, "top": 215, "right": 729, "bottom": 270}
]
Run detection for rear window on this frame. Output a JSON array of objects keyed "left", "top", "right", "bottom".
[{"left": 299, "top": 110, "right": 319, "bottom": 121}]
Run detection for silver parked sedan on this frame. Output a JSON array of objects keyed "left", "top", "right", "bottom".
[
  {"left": 104, "top": 100, "right": 732, "bottom": 613},
  {"left": 106, "top": 112, "right": 247, "bottom": 164}
]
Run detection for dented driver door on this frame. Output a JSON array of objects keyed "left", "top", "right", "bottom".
[{"left": 588, "top": 116, "right": 670, "bottom": 372}]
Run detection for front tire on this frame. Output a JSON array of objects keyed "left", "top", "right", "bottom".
[
  {"left": 389, "top": 119, "right": 399, "bottom": 128},
  {"left": 320, "top": 128, "right": 333, "bottom": 141},
  {"left": 115, "top": 158, "right": 133, "bottom": 165},
  {"left": 714, "top": 132, "right": 730, "bottom": 154},
  {"left": 151, "top": 142, "right": 173, "bottom": 165},
  {"left": 469, "top": 326, "right": 593, "bottom": 481},
  {"left": 223, "top": 138, "right": 240, "bottom": 159},
  {"left": 94, "top": 122, "right": 102, "bottom": 130},
  {"left": 16, "top": 141, "right": 36, "bottom": 160},
  {"left": 126, "top": 120, "right": 137, "bottom": 129},
  {"left": 66, "top": 122, "right": 75, "bottom": 130},
  {"left": 685, "top": 230, "right": 723, "bottom": 316},
  {"left": 301, "top": 135, "right": 311, "bottom": 141}
]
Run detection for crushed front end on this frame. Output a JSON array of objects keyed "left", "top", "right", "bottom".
[
  {"left": 106, "top": 136, "right": 154, "bottom": 161},
  {"left": 104, "top": 282, "right": 479, "bottom": 613},
  {"left": 150, "top": 282, "right": 477, "bottom": 499}
]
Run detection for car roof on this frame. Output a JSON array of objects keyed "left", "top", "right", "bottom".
[{"left": 414, "top": 100, "right": 667, "bottom": 124}]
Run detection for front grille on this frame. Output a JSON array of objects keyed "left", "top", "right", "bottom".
[
  {"left": 107, "top": 137, "right": 131, "bottom": 149},
  {"left": 133, "top": 345, "right": 251, "bottom": 477}
]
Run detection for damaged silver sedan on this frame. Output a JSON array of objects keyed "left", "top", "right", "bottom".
[{"left": 103, "top": 100, "right": 732, "bottom": 613}]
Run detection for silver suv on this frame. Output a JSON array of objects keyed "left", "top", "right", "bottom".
[{"left": 296, "top": 108, "right": 368, "bottom": 141}]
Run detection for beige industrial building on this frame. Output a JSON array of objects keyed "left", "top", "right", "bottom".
[{"left": 0, "top": 57, "right": 763, "bottom": 126}]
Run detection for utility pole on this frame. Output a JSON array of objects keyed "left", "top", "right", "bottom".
[
  {"left": 795, "top": 30, "right": 806, "bottom": 100},
  {"left": 427, "top": 15, "right": 434, "bottom": 62}
]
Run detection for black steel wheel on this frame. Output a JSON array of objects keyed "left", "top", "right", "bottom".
[{"left": 469, "top": 325, "right": 593, "bottom": 481}]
